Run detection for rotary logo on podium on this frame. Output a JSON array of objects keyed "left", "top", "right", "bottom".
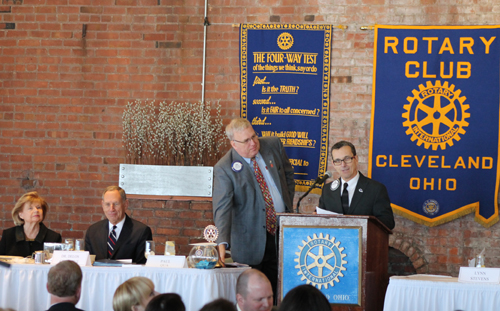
[{"left": 294, "top": 233, "right": 347, "bottom": 289}]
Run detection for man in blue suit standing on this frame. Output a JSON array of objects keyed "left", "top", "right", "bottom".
[
  {"left": 213, "top": 118, "right": 295, "bottom": 297},
  {"left": 319, "top": 140, "right": 395, "bottom": 229}
]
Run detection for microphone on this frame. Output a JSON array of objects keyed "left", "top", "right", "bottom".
[
  {"left": 295, "top": 171, "right": 333, "bottom": 213},
  {"left": 314, "top": 171, "right": 332, "bottom": 185}
]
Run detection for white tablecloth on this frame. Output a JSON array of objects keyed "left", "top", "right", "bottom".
[
  {"left": 0, "top": 263, "right": 248, "bottom": 311},
  {"left": 383, "top": 275, "right": 500, "bottom": 311}
]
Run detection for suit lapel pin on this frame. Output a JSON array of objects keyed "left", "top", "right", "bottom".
[
  {"left": 231, "top": 161, "right": 243, "bottom": 172},
  {"left": 269, "top": 160, "right": 274, "bottom": 168},
  {"left": 359, "top": 188, "right": 363, "bottom": 193},
  {"left": 330, "top": 179, "right": 340, "bottom": 191}
]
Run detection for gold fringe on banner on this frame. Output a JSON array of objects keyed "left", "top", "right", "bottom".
[
  {"left": 392, "top": 203, "right": 477, "bottom": 227},
  {"left": 475, "top": 211, "right": 500, "bottom": 228},
  {"left": 295, "top": 185, "right": 322, "bottom": 196}
]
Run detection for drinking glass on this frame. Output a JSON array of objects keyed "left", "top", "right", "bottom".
[
  {"left": 145, "top": 240, "right": 155, "bottom": 259},
  {"left": 64, "top": 238, "right": 74, "bottom": 251},
  {"left": 75, "top": 239, "right": 85, "bottom": 251},
  {"left": 165, "top": 241, "right": 176, "bottom": 256},
  {"left": 476, "top": 255, "right": 485, "bottom": 268}
]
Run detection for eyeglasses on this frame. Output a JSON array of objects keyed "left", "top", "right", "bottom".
[
  {"left": 332, "top": 156, "right": 355, "bottom": 166},
  {"left": 233, "top": 134, "right": 258, "bottom": 145}
]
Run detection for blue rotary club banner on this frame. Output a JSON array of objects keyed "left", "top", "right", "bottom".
[
  {"left": 240, "top": 24, "right": 332, "bottom": 193},
  {"left": 281, "top": 227, "right": 361, "bottom": 305},
  {"left": 369, "top": 25, "right": 500, "bottom": 227}
]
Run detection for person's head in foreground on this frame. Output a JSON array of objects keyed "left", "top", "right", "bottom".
[
  {"left": 236, "top": 269, "right": 273, "bottom": 311},
  {"left": 278, "top": 284, "right": 330, "bottom": 311},
  {"left": 199, "top": 298, "right": 236, "bottom": 311},
  {"left": 113, "top": 276, "right": 158, "bottom": 311},
  {"left": 46, "top": 260, "right": 83, "bottom": 306},
  {"left": 145, "top": 293, "right": 185, "bottom": 311}
]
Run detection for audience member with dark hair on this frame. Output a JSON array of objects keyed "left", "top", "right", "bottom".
[
  {"left": 145, "top": 293, "right": 185, "bottom": 311},
  {"left": 46, "top": 260, "right": 84, "bottom": 311},
  {"left": 199, "top": 298, "right": 236, "bottom": 311},
  {"left": 278, "top": 284, "right": 330, "bottom": 311}
]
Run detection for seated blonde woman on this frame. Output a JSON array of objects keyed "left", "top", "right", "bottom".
[
  {"left": 0, "top": 191, "right": 61, "bottom": 257},
  {"left": 113, "top": 277, "right": 158, "bottom": 311}
]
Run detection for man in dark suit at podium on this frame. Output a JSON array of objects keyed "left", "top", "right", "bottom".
[
  {"left": 213, "top": 118, "right": 295, "bottom": 297},
  {"left": 85, "top": 186, "right": 152, "bottom": 264},
  {"left": 319, "top": 141, "right": 395, "bottom": 229}
]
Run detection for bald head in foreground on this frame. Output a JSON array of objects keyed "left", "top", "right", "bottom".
[{"left": 236, "top": 269, "right": 274, "bottom": 311}]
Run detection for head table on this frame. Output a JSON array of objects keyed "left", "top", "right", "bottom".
[
  {"left": 0, "top": 263, "right": 249, "bottom": 311},
  {"left": 383, "top": 274, "right": 500, "bottom": 311}
]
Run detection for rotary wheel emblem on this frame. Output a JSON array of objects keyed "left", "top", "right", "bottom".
[
  {"left": 402, "top": 81, "right": 470, "bottom": 150},
  {"left": 277, "top": 32, "right": 294, "bottom": 50},
  {"left": 203, "top": 225, "right": 219, "bottom": 243},
  {"left": 294, "top": 233, "right": 347, "bottom": 289}
]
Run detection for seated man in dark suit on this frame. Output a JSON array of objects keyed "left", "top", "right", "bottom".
[
  {"left": 85, "top": 186, "right": 152, "bottom": 264},
  {"left": 46, "top": 260, "right": 84, "bottom": 311},
  {"left": 319, "top": 140, "right": 395, "bottom": 229}
]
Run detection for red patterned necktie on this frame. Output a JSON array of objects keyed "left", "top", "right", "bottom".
[
  {"left": 251, "top": 158, "right": 277, "bottom": 235},
  {"left": 107, "top": 225, "right": 117, "bottom": 258}
]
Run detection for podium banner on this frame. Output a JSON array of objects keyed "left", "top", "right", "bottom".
[
  {"left": 370, "top": 25, "right": 500, "bottom": 227},
  {"left": 240, "top": 24, "right": 332, "bottom": 193}
]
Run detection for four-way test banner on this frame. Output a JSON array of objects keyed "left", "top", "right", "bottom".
[{"left": 240, "top": 24, "right": 332, "bottom": 194}]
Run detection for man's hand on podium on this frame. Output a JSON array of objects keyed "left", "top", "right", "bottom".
[{"left": 217, "top": 243, "right": 226, "bottom": 267}]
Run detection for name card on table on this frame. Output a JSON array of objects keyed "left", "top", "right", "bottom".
[
  {"left": 458, "top": 267, "right": 500, "bottom": 284},
  {"left": 51, "top": 251, "right": 92, "bottom": 266},
  {"left": 146, "top": 255, "right": 187, "bottom": 268}
]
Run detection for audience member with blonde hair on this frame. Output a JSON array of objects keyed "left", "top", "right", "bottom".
[
  {"left": 113, "top": 277, "right": 158, "bottom": 311},
  {"left": 0, "top": 191, "right": 61, "bottom": 257}
]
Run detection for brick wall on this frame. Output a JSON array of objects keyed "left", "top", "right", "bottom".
[{"left": 1, "top": 0, "right": 499, "bottom": 275}]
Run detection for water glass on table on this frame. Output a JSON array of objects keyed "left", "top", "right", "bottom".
[
  {"left": 75, "top": 239, "right": 85, "bottom": 251},
  {"left": 165, "top": 241, "right": 176, "bottom": 256},
  {"left": 64, "top": 238, "right": 74, "bottom": 251},
  {"left": 145, "top": 240, "right": 155, "bottom": 259}
]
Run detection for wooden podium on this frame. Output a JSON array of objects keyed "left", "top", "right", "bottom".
[{"left": 277, "top": 214, "right": 391, "bottom": 311}]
